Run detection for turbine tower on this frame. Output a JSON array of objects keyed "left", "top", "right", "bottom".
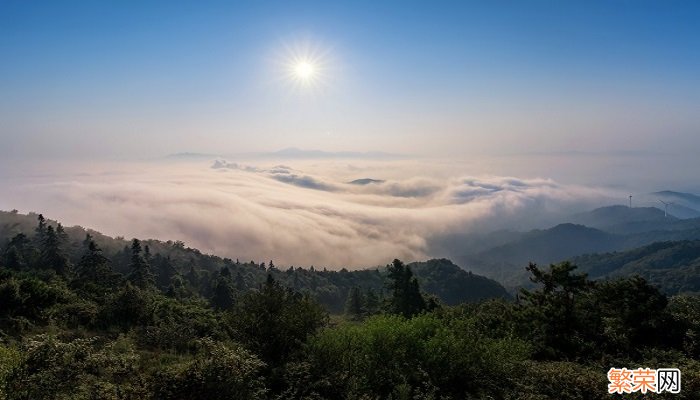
[
  {"left": 659, "top": 200, "right": 675, "bottom": 218},
  {"left": 660, "top": 200, "right": 669, "bottom": 217},
  {"left": 629, "top": 195, "right": 633, "bottom": 208}
]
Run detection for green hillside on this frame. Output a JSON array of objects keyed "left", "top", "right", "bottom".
[
  {"left": 0, "top": 210, "right": 508, "bottom": 313},
  {"left": 1, "top": 210, "right": 700, "bottom": 399},
  {"left": 573, "top": 240, "right": 700, "bottom": 295}
]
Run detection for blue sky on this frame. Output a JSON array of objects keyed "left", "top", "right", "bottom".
[{"left": 1, "top": 1, "right": 699, "bottom": 159}]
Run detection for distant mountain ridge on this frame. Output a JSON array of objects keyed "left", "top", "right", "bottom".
[
  {"left": 456, "top": 204, "right": 700, "bottom": 287},
  {"left": 270, "top": 147, "right": 402, "bottom": 159},
  {"left": 459, "top": 223, "right": 622, "bottom": 285},
  {"left": 568, "top": 205, "right": 673, "bottom": 232},
  {"left": 165, "top": 148, "right": 406, "bottom": 161},
  {"left": 652, "top": 191, "right": 700, "bottom": 218}
]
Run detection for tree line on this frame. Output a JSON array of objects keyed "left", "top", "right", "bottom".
[{"left": 0, "top": 214, "right": 699, "bottom": 399}]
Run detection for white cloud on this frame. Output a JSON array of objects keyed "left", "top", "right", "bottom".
[{"left": 0, "top": 158, "right": 620, "bottom": 268}]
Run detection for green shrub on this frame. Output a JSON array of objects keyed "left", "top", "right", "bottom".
[{"left": 152, "top": 339, "right": 267, "bottom": 400}]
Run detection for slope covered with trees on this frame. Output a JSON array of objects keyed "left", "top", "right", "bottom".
[
  {"left": 573, "top": 240, "right": 700, "bottom": 295},
  {"left": 0, "top": 211, "right": 699, "bottom": 399},
  {"left": 0, "top": 211, "right": 508, "bottom": 314}
]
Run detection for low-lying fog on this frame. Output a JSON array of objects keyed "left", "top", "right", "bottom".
[{"left": 1, "top": 152, "right": 696, "bottom": 268}]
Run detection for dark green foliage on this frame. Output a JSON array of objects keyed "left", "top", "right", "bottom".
[
  {"left": 410, "top": 258, "right": 510, "bottom": 303},
  {"left": 2, "top": 234, "right": 34, "bottom": 270},
  {"left": 1, "top": 210, "right": 700, "bottom": 399},
  {"left": 594, "top": 276, "right": 680, "bottom": 354},
  {"left": 307, "top": 314, "right": 530, "bottom": 399},
  {"left": 152, "top": 339, "right": 267, "bottom": 400},
  {"left": 33, "top": 214, "right": 47, "bottom": 247},
  {"left": 1, "top": 211, "right": 511, "bottom": 311},
  {"left": 574, "top": 240, "right": 700, "bottom": 294},
  {"left": 344, "top": 286, "right": 365, "bottom": 319},
  {"left": 152, "top": 253, "right": 177, "bottom": 290},
  {"left": 210, "top": 276, "right": 236, "bottom": 311},
  {"left": 138, "top": 296, "right": 225, "bottom": 352},
  {"left": 519, "top": 261, "right": 686, "bottom": 361},
  {"left": 513, "top": 361, "right": 607, "bottom": 400},
  {"left": 102, "top": 282, "right": 151, "bottom": 330},
  {"left": 0, "top": 343, "right": 20, "bottom": 400},
  {"left": 39, "top": 225, "right": 69, "bottom": 275},
  {"left": 226, "top": 275, "right": 328, "bottom": 368},
  {"left": 127, "top": 239, "right": 155, "bottom": 289},
  {"left": 363, "top": 288, "right": 381, "bottom": 315},
  {"left": 4, "top": 335, "right": 146, "bottom": 400},
  {"left": 385, "top": 259, "right": 427, "bottom": 317},
  {"left": 668, "top": 295, "right": 700, "bottom": 357},
  {"left": 519, "top": 262, "right": 600, "bottom": 360},
  {"left": 0, "top": 272, "right": 73, "bottom": 334},
  {"left": 72, "top": 237, "right": 120, "bottom": 300}
]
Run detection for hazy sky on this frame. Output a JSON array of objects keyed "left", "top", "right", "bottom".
[
  {"left": 2, "top": 1, "right": 699, "bottom": 160},
  {"left": 2, "top": 2, "right": 700, "bottom": 267}
]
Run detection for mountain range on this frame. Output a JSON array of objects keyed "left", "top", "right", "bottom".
[{"left": 455, "top": 193, "right": 700, "bottom": 292}]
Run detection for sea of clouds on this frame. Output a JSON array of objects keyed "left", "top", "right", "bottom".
[{"left": 0, "top": 157, "right": 620, "bottom": 268}]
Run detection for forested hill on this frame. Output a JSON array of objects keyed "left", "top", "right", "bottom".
[
  {"left": 573, "top": 240, "right": 700, "bottom": 295},
  {"left": 2, "top": 210, "right": 700, "bottom": 399},
  {"left": 0, "top": 210, "right": 508, "bottom": 312}
]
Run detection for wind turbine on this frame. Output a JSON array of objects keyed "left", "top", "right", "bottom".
[
  {"left": 629, "top": 195, "right": 633, "bottom": 208},
  {"left": 659, "top": 200, "right": 675, "bottom": 218}
]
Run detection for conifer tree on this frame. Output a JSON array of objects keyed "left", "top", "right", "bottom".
[
  {"left": 385, "top": 259, "right": 427, "bottom": 318},
  {"left": 34, "top": 214, "right": 47, "bottom": 245},
  {"left": 344, "top": 286, "right": 365, "bottom": 320},
  {"left": 39, "top": 225, "right": 69, "bottom": 275},
  {"left": 212, "top": 272, "right": 236, "bottom": 311},
  {"left": 153, "top": 254, "right": 177, "bottom": 290},
  {"left": 3, "top": 233, "right": 33, "bottom": 270},
  {"left": 234, "top": 271, "right": 246, "bottom": 291},
  {"left": 73, "top": 236, "right": 118, "bottom": 295},
  {"left": 364, "top": 288, "right": 380, "bottom": 315},
  {"left": 127, "top": 239, "right": 155, "bottom": 289}
]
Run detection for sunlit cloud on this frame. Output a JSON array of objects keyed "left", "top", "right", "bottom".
[{"left": 0, "top": 158, "right": 620, "bottom": 269}]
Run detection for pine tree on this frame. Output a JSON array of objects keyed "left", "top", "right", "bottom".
[
  {"left": 55, "top": 223, "right": 69, "bottom": 243},
  {"left": 212, "top": 277, "right": 236, "bottom": 310},
  {"left": 185, "top": 265, "right": 199, "bottom": 288},
  {"left": 344, "top": 286, "right": 365, "bottom": 320},
  {"left": 3, "top": 246, "right": 23, "bottom": 270},
  {"left": 364, "top": 288, "right": 380, "bottom": 315},
  {"left": 73, "top": 236, "right": 119, "bottom": 295},
  {"left": 234, "top": 271, "right": 246, "bottom": 291},
  {"left": 153, "top": 254, "right": 177, "bottom": 290},
  {"left": 3, "top": 233, "right": 33, "bottom": 270},
  {"left": 385, "top": 259, "right": 427, "bottom": 318},
  {"left": 34, "top": 214, "right": 47, "bottom": 246},
  {"left": 127, "top": 239, "right": 155, "bottom": 289},
  {"left": 39, "top": 225, "right": 70, "bottom": 275}
]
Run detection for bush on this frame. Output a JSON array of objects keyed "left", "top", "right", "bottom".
[
  {"left": 0, "top": 344, "right": 20, "bottom": 400},
  {"left": 308, "top": 313, "right": 530, "bottom": 399},
  {"left": 152, "top": 339, "right": 267, "bottom": 400},
  {"left": 4, "top": 335, "right": 146, "bottom": 400},
  {"left": 511, "top": 361, "right": 606, "bottom": 400}
]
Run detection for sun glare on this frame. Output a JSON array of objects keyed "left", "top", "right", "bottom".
[
  {"left": 294, "top": 61, "right": 316, "bottom": 80},
  {"left": 278, "top": 39, "right": 332, "bottom": 92}
]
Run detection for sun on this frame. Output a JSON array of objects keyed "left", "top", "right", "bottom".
[
  {"left": 277, "top": 39, "right": 333, "bottom": 92},
  {"left": 289, "top": 58, "right": 320, "bottom": 86},
  {"left": 294, "top": 61, "right": 316, "bottom": 81}
]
